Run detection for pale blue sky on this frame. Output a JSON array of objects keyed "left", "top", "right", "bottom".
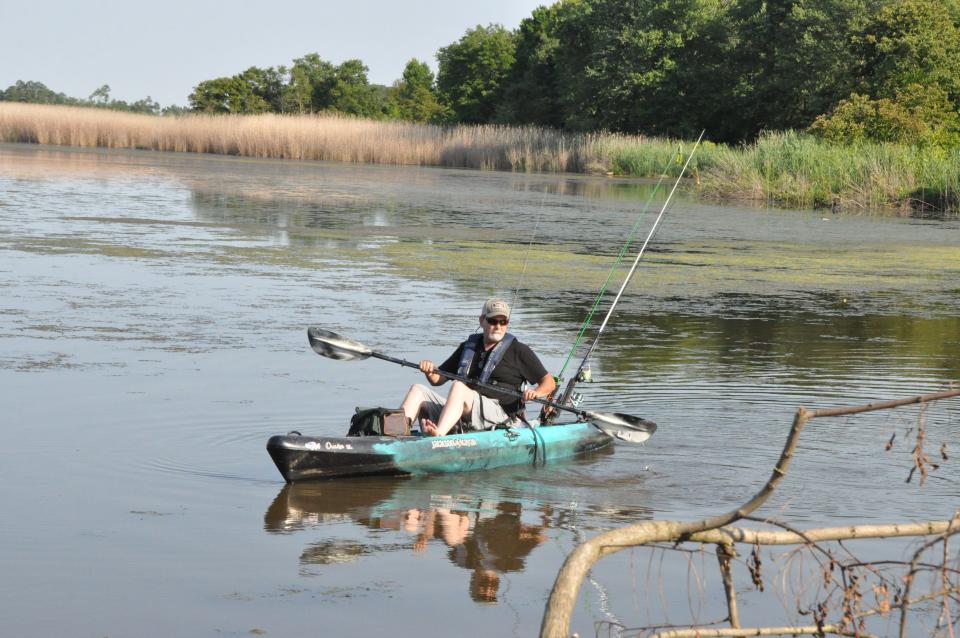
[{"left": 0, "top": 0, "right": 548, "bottom": 107}]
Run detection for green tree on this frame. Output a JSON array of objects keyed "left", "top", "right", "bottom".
[
  {"left": 329, "top": 59, "right": 385, "bottom": 117},
  {"left": 189, "top": 76, "right": 269, "bottom": 113},
  {"left": 724, "top": 0, "right": 870, "bottom": 140},
  {"left": 240, "top": 66, "right": 288, "bottom": 112},
  {"left": 496, "top": 4, "right": 568, "bottom": 127},
  {"left": 161, "top": 104, "right": 189, "bottom": 116},
  {"left": 810, "top": 84, "right": 960, "bottom": 146},
  {"left": 127, "top": 96, "right": 161, "bottom": 115},
  {"left": 436, "top": 24, "right": 517, "bottom": 123},
  {"left": 551, "top": 0, "right": 727, "bottom": 134},
  {"left": 809, "top": 0, "right": 960, "bottom": 146},
  {"left": 0, "top": 80, "right": 73, "bottom": 104},
  {"left": 288, "top": 53, "right": 337, "bottom": 113},
  {"left": 89, "top": 84, "right": 111, "bottom": 104},
  {"left": 387, "top": 59, "right": 443, "bottom": 122},
  {"left": 855, "top": 0, "right": 960, "bottom": 100}
]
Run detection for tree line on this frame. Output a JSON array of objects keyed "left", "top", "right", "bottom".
[
  {"left": 186, "top": 55, "right": 443, "bottom": 123},
  {"left": 0, "top": 80, "right": 186, "bottom": 115},
  {"left": 443, "top": 0, "right": 960, "bottom": 146},
  {"left": 3, "top": 0, "right": 959, "bottom": 146}
]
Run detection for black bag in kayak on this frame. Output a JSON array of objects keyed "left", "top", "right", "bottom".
[{"left": 347, "top": 407, "right": 409, "bottom": 437}]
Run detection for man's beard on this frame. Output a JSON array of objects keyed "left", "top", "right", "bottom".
[{"left": 485, "top": 331, "right": 505, "bottom": 344}]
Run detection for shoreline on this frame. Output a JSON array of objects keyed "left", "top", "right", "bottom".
[{"left": 1, "top": 102, "right": 957, "bottom": 213}]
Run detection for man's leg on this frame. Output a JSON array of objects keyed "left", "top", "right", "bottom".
[
  {"left": 401, "top": 384, "right": 445, "bottom": 423},
  {"left": 432, "top": 381, "right": 475, "bottom": 436},
  {"left": 468, "top": 393, "right": 511, "bottom": 431}
]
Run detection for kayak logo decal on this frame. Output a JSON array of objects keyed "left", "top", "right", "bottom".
[
  {"left": 305, "top": 441, "right": 354, "bottom": 451},
  {"left": 430, "top": 438, "right": 478, "bottom": 450}
]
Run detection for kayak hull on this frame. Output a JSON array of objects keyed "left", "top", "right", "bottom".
[{"left": 267, "top": 422, "right": 613, "bottom": 482}]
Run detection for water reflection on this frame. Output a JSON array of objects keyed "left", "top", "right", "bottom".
[
  {"left": 4, "top": 143, "right": 960, "bottom": 637},
  {"left": 264, "top": 478, "right": 554, "bottom": 603}
]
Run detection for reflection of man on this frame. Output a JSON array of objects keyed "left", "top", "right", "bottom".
[
  {"left": 408, "top": 507, "right": 470, "bottom": 553},
  {"left": 400, "top": 298, "right": 556, "bottom": 436},
  {"left": 372, "top": 497, "right": 551, "bottom": 603},
  {"left": 469, "top": 569, "right": 501, "bottom": 603},
  {"left": 450, "top": 501, "right": 548, "bottom": 603}
]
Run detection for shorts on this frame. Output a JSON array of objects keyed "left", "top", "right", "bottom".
[{"left": 412, "top": 383, "right": 515, "bottom": 431}]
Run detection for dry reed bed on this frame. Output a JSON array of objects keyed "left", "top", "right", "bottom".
[
  {"left": 3, "top": 103, "right": 958, "bottom": 211},
  {"left": 0, "top": 102, "right": 621, "bottom": 173}
]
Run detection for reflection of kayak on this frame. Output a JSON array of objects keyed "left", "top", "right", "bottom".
[
  {"left": 264, "top": 475, "right": 556, "bottom": 601},
  {"left": 263, "top": 477, "right": 399, "bottom": 533},
  {"left": 267, "top": 421, "right": 612, "bottom": 482}
]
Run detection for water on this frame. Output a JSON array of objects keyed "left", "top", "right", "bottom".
[{"left": 1, "top": 143, "right": 958, "bottom": 637}]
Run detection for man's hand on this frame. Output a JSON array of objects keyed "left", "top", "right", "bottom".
[
  {"left": 524, "top": 373, "right": 557, "bottom": 403},
  {"left": 419, "top": 360, "right": 441, "bottom": 384},
  {"left": 523, "top": 388, "right": 542, "bottom": 402}
]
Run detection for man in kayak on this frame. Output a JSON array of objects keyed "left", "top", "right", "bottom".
[{"left": 400, "top": 298, "right": 556, "bottom": 436}]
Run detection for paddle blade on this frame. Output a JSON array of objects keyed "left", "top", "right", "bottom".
[
  {"left": 612, "top": 428, "right": 653, "bottom": 443},
  {"left": 307, "top": 327, "right": 372, "bottom": 361},
  {"left": 585, "top": 411, "right": 657, "bottom": 443}
]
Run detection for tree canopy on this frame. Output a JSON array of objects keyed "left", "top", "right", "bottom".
[
  {"left": 6, "top": 0, "right": 960, "bottom": 146},
  {"left": 0, "top": 79, "right": 161, "bottom": 114},
  {"left": 435, "top": 24, "right": 517, "bottom": 124}
]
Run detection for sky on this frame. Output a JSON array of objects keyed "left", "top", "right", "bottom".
[{"left": 0, "top": 0, "right": 548, "bottom": 108}]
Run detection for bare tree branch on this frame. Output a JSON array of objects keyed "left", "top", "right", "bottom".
[{"left": 539, "top": 387, "right": 960, "bottom": 638}]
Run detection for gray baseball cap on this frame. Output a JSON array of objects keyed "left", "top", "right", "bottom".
[{"left": 481, "top": 298, "right": 511, "bottom": 319}]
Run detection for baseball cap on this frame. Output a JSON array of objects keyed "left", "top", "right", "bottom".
[{"left": 482, "top": 298, "right": 511, "bottom": 319}]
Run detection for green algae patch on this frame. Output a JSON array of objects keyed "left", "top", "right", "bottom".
[
  {"left": 377, "top": 237, "right": 960, "bottom": 298},
  {"left": 636, "top": 241, "right": 960, "bottom": 296},
  {"left": 9, "top": 237, "right": 170, "bottom": 259},
  {"left": 384, "top": 239, "right": 619, "bottom": 293}
]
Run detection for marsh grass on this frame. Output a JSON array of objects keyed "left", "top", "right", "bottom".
[
  {"left": 702, "top": 131, "right": 960, "bottom": 211},
  {"left": 3, "top": 103, "right": 958, "bottom": 211},
  {"left": 0, "top": 102, "right": 629, "bottom": 174}
]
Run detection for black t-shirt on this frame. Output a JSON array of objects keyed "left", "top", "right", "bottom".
[{"left": 438, "top": 338, "right": 548, "bottom": 415}]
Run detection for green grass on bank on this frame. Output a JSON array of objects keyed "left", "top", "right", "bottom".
[
  {"left": 694, "top": 132, "right": 960, "bottom": 212},
  {"left": 2, "top": 103, "right": 958, "bottom": 212}
]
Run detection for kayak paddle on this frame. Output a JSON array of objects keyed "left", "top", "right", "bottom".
[{"left": 307, "top": 327, "right": 657, "bottom": 443}]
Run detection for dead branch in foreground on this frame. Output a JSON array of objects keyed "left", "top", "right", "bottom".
[{"left": 540, "top": 386, "right": 960, "bottom": 638}]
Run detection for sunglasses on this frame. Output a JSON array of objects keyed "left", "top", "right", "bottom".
[{"left": 485, "top": 317, "right": 509, "bottom": 326}]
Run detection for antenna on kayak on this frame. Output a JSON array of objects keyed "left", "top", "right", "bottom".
[
  {"left": 510, "top": 185, "right": 549, "bottom": 316},
  {"left": 556, "top": 131, "right": 706, "bottom": 409}
]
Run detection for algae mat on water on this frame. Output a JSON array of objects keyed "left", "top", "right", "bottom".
[
  {"left": 12, "top": 225, "right": 959, "bottom": 301},
  {"left": 383, "top": 238, "right": 960, "bottom": 297}
]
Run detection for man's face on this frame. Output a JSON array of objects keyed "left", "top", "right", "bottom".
[{"left": 481, "top": 314, "right": 509, "bottom": 343}]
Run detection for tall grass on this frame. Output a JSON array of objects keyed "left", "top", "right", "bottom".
[
  {"left": 0, "top": 102, "right": 632, "bottom": 174},
  {"left": 701, "top": 131, "right": 960, "bottom": 211},
  {"left": 2, "top": 103, "right": 958, "bottom": 211}
]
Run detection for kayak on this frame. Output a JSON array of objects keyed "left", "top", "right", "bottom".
[{"left": 267, "top": 421, "right": 613, "bottom": 482}]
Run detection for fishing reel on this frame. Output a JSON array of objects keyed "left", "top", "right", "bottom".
[{"left": 577, "top": 363, "right": 592, "bottom": 383}]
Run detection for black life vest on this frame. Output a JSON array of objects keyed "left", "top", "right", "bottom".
[{"left": 456, "top": 332, "right": 515, "bottom": 384}]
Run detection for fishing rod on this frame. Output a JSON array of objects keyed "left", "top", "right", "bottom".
[
  {"left": 510, "top": 188, "right": 549, "bottom": 315},
  {"left": 557, "top": 131, "right": 706, "bottom": 408},
  {"left": 554, "top": 159, "right": 675, "bottom": 384}
]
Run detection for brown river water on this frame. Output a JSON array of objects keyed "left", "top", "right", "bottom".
[{"left": 1, "top": 143, "right": 959, "bottom": 637}]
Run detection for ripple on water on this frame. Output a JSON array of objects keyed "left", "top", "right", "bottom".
[{"left": 3, "top": 145, "right": 960, "bottom": 637}]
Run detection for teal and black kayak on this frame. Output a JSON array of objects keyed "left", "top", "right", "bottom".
[{"left": 267, "top": 421, "right": 613, "bottom": 482}]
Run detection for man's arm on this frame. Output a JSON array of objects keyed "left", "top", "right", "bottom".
[
  {"left": 523, "top": 372, "right": 556, "bottom": 402},
  {"left": 425, "top": 345, "right": 463, "bottom": 386},
  {"left": 418, "top": 360, "right": 445, "bottom": 386}
]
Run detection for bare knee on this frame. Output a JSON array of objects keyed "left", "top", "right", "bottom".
[
  {"left": 448, "top": 380, "right": 471, "bottom": 396},
  {"left": 404, "top": 383, "right": 431, "bottom": 400}
]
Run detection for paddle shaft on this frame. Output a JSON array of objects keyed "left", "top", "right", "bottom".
[{"left": 367, "top": 350, "right": 587, "bottom": 420}]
